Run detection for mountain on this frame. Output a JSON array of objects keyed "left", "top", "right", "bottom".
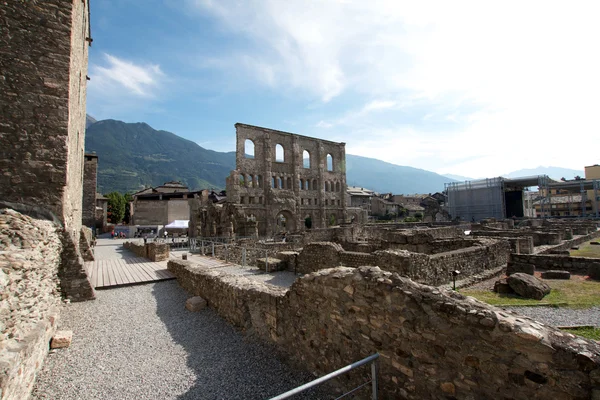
[
  {"left": 502, "top": 166, "right": 585, "bottom": 181},
  {"left": 443, "top": 173, "right": 474, "bottom": 182},
  {"left": 86, "top": 114, "right": 97, "bottom": 128},
  {"left": 85, "top": 116, "right": 456, "bottom": 195},
  {"left": 346, "top": 155, "right": 455, "bottom": 194},
  {"left": 85, "top": 119, "right": 235, "bottom": 194}
]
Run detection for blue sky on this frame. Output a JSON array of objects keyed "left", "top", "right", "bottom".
[{"left": 87, "top": 0, "right": 600, "bottom": 178}]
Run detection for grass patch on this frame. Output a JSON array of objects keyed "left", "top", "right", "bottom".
[
  {"left": 561, "top": 327, "right": 600, "bottom": 341},
  {"left": 461, "top": 279, "right": 600, "bottom": 308},
  {"left": 570, "top": 241, "right": 600, "bottom": 259}
]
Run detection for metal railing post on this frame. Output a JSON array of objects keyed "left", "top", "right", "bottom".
[
  {"left": 265, "top": 249, "right": 269, "bottom": 273},
  {"left": 371, "top": 357, "right": 379, "bottom": 400}
]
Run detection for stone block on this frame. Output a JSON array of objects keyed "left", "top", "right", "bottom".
[
  {"left": 506, "top": 262, "right": 535, "bottom": 276},
  {"left": 493, "top": 278, "right": 513, "bottom": 294},
  {"left": 182, "top": 254, "right": 188, "bottom": 260},
  {"left": 571, "top": 246, "right": 580, "bottom": 250},
  {"left": 549, "top": 250, "right": 570, "bottom": 255},
  {"left": 185, "top": 296, "right": 207, "bottom": 312},
  {"left": 591, "top": 242, "right": 600, "bottom": 246},
  {"left": 589, "top": 265, "right": 600, "bottom": 280},
  {"left": 541, "top": 270, "right": 570, "bottom": 280},
  {"left": 507, "top": 273, "right": 551, "bottom": 300},
  {"left": 50, "top": 331, "right": 73, "bottom": 349},
  {"left": 256, "top": 257, "right": 286, "bottom": 272}
]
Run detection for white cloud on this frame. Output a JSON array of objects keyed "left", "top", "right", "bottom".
[
  {"left": 190, "top": 0, "right": 600, "bottom": 177},
  {"left": 90, "top": 53, "right": 165, "bottom": 98}
]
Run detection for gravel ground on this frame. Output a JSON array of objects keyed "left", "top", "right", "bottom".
[
  {"left": 31, "top": 281, "right": 332, "bottom": 400},
  {"left": 499, "top": 306, "right": 600, "bottom": 328}
]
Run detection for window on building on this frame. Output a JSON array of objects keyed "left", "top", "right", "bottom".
[
  {"left": 245, "top": 139, "right": 255, "bottom": 159},
  {"left": 278, "top": 177, "right": 283, "bottom": 189},
  {"left": 303, "top": 150, "right": 310, "bottom": 168},
  {"left": 326, "top": 154, "right": 333, "bottom": 171},
  {"left": 275, "top": 144, "right": 285, "bottom": 162}
]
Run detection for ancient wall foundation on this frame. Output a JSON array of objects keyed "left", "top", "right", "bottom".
[
  {"left": 123, "top": 241, "right": 169, "bottom": 261},
  {"left": 0, "top": 209, "right": 63, "bottom": 400},
  {"left": 509, "top": 254, "right": 600, "bottom": 275},
  {"left": 168, "top": 260, "right": 600, "bottom": 399}
]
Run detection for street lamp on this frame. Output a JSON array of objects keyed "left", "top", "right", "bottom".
[{"left": 452, "top": 270, "right": 461, "bottom": 290}]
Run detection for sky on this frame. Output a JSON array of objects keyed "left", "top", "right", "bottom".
[{"left": 87, "top": 0, "right": 599, "bottom": 179}]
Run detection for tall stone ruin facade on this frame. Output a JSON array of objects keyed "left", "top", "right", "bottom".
[
  {"left": 0, "top": 0, "right": 94, "bottom": 301},
  {"left": 224, "top": 123, "right": 347, "bottom": 236}
]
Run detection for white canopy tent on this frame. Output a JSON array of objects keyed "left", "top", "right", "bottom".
[{"left": 165, "top": 220, "right": 189, "bottom": 229}]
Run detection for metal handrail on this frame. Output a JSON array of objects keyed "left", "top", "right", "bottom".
[{"left": 269, "top": 353, "right": 379, "bottom": 400}]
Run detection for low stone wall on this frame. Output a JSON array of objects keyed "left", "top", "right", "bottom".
[
  {"left": 474, "top": 229, "right": 561, "bottom": 246},
  {"left": 124, "top": 241, "right": 147, "bottom": 258},
  {"left": 147, "top": 242, "right": 169, "bottom": 261},
  {"left": 539, "top": 229, "right": 600, "bottom": 254},
  {"left": 0, "top": 209, "right": 62, "bottom": 400},
  {"left": 509, "top": 254, "right": 600, "bottom": 275},
  {"left": 208, "top": 241, "right": 298, "bottom": 267},
  {"left": 123, "top": 242, "right": 169, "bottom": 261},
  {"left": 296, "top": 238, "right": 510, "bottom": 286},
  {"left": 168, "top": 260, "right": 600, "bottom": 399},
  {"left": 472, "top": 232, "right": 534, "bottom": 254}
]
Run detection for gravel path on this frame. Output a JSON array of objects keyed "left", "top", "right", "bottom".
[
  {"left": 31, "top": 281, "right": 331, "bottom": 400},
  {"left": 500, "top": 306, "right": 600, "bottom": 328}
]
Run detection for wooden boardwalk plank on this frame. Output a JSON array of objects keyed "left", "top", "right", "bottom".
[
  {"left": 88, "top": 256, "right": 176, "bottom": 289},
  {"left": 111, "top": 259, "right": 126, "bottom": 285},
  {"left": 137, "top": 261, "right": 164, "bottom": 280},
  {"left": 127, "top": 259, "right": 155, "bottom": 281},
  {"left": 117, "top": 259, "right": 136, "bottom": 284},
  {"left": 98, "top": 260, "right": 105, "bottom": 288}
]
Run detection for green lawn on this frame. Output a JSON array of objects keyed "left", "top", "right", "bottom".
[
  {"left": 570, "top": 241, "right": 600, "bottom": 259},
  {"left": 561, "top": 327, "right": 600, "bottom": 341},
  {"left": 461, "top": 279, "right": 600, "bottom": 308}
]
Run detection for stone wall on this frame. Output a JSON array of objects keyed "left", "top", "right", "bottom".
[
  {"left": 79, "top": 227, "right": 94, "bottom": 262},
  {"left": 168, "top": 260, "right": 600, "bottom": 399},
  {"left": 539, "top": 229, "right": 600, "bottom": 254},
  {"left": 296, "top": 238, "right": 510, "bottom": 286},
  {"left": 208, "top": 241, "right": 299, "bottom": 267},
  {"left": 0, "top": 209, "right": 62, "bottom": 400},
  {"left": 82, "top": 154, "right": 98, "bottom": 229},
  {"left": 147, "top": 242, "right": 169, "bottom": 262},
  {"left": 509, "top": 254, "right": 600, "bottom": 275}
]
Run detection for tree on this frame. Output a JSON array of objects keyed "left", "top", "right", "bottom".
[
  {"left": 106, "top": 192, "right": 126, "bottom": 224},
  {"left": 123, "top": 193, "right": 133, "bottom": 224}
]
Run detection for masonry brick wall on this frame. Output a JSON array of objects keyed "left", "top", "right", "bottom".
[
  {"left": 82, "top": 155, "right": 98, "bottom": 228},
  {"left": 509, "top": 253, "right": 600, "bottom": 274},
  {"left": 0, "top": 209, "right": 62, "bottom": 400},
  {"left": 168, "top": 260, "right": 600, "bottom": 399}
]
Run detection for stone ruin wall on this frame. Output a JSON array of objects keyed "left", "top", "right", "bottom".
[
  {"left": 509, "top": 254, "right": 600, "bottom": 275},
  {"left": 296, "top": 238, "right": 511, "bottom": 287},
  {"left": 538, "top": 229, "right": 600, "bottom": 254},
  {"left": 0, "top": 210, "right": 62, "bottom": 400},
  {"left": 82, "top": 154, "right": 98, "bottom": 229},
  {"left": 226, "top": 123, "right": 347, "bottom": 236},
  {"left": 0, "top": 0, "right": 94, "bottom": 302},
  {"left": 123, "top": 242, "right": 170, "bottom": 262},
  {"left": 168, "top": 260, "right": 600, "bottom": 399}
]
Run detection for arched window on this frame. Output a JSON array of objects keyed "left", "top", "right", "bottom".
[
  {"left": 325, "top": 182, "right": 330, "bottom": 192},
  {"left": 303, "top": 150, "right": 310, "bottom": 168},
  {"left": 275, "top": 144, "right": 285, "bottom": 162},
  {"left": 245, "top": 139, "right": 255, "bottom": 159},
  {"left": 240, "top": 175, "right": 246, "bottom": 186},
  {"left": 277, "top": 177, "right": 283, "bottom": 189},
  {"left": 326, "top": 154, "right": 333, "bottom": 171},
  {"left": 247, "top": 174, "right": 253, "bottom": 187},
  {"left": 335, "top": 182, "right": 340, "bottom": 192},
  {"left": 271, "top": 176, "right": 276, "bottom": 188},
  {"left": 286, "top": 177, "right": 292, "bottom": 189},
  {"left": 304, "top": 180, "right": 309, "bottom": 190},
  {"left": 299, "top": 179, "right": 304, "bottom": 190}
]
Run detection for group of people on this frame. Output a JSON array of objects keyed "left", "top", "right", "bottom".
[{"left": 110, "top": 230, "right": 127, "bottom": 239}]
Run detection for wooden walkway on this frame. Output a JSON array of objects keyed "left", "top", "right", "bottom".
[{"left": 84, "top": 257, "right": 175, "bottom": 289}]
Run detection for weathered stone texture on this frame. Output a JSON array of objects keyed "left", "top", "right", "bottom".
[
  {"left": 510, "top": 254, "right": 600, "bottom": 275},
  {"left": 0, "top": 209, "right": 62, "bottom": 400},
  {"left": 79, "top": 226, "right": 94, "bottom": 261},
  {"left": 507, "top": 273, "right": 551, "bottom": 300},
  {"left": 123, "top": 241, "right": 169, "bottom": 261},
  {"left": 50, "top": 330, "right": 73, "bottom": 349},
  {"left": 82, "top": 154, "right": 98, "bottom": 228},
  {"left": 185, "top": 296, "right": 207, "bottom": 312},
  {"left": 168, "top": 260, "right": 600, "bottom": 399},
  {"left": 541, "top": 270, "right": 571, "bottom": 280}
]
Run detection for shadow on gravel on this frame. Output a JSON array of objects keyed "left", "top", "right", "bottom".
[{"left": 152, "top": 280, "right": 332, "bottom": 400}]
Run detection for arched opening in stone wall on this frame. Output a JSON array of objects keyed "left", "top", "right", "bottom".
[
  {"left": 304, "top": 214, "right": 312, "bottom": 229},
  {"left": 329, "top": 213, "right": 337, "bottom": 226},
  {"left": 326, "top": 154, "right": 333, "bottom": 171},
  {"left": 299, "top": 179, "right": 304, "bottom": 190},
  {"left": 240, "top": 175, "right": 245, "bottom": 186},
  {"left": 258, "top": 175, "right": 263, "bottom": 188},
  {"left": 335, "top": 182, "right": 340, "bottom": 192},
  {"left": 276, "top": 210, "right": 296, "bottom": 232},
  {"left": 303, "top": 150, "right": 310, "bottom": 168},
  {"left": 244, "top": 139, "right": 255, "bottom": 159},
  {"left": 275, "top": 144, "right": 285, "bottom": 162},
  {"left": 304, "top": 180, "right": 309, "bottom": 190},
  {"left": 248, "top": 174, "right": 254, "bottom": 187},
  {"left": 277, "top": 177, "right": 283, "bottom": 189},
  {"left": 271, "top": 176, "right": 276, "bottom": 188},
  {"left": 286, "top": 177, "right": 292, "bottom": 189}
]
